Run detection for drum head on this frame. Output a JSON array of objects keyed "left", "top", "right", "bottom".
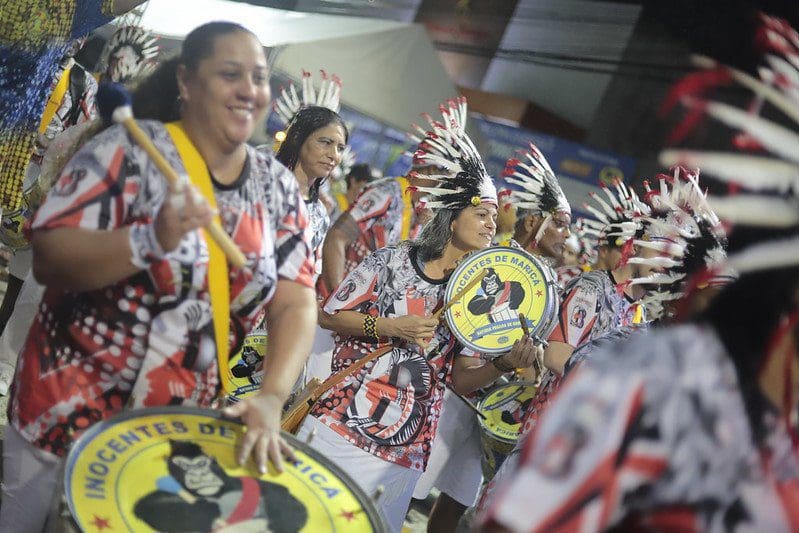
[
  {"left": 445, "top": 246, "right": 558, "bottom": 354},
  {"left": 477, "top": 381, "right": 538, "bottom": 444},
  {"left": 64, "top": 406, "right": 387, "bottom": 532},
  {"left": 226, "top": 331, "right": 267, "bottom": 403}
]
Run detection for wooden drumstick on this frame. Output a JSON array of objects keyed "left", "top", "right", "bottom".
[
  {"left": 97, "top": 83, "right": 247, "bottom": 268},
  {"left": 432, "top": 268, "right": 488, "bottom": 321}
]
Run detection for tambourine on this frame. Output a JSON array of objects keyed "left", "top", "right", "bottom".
[
  {"left": 62, "top": 406, "right": 387, "bottom": 532},
  {"left": 444, "top": 246, "right": 558, "bottom": 354}
]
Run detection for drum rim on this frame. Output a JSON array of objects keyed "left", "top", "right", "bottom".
[
  {"left": 476, "top": 381, "right": 538, "bottom": 443},
  {"left": 64, "top": 405, "right": 389, "bottom": 532},
  {"left": 445, "top": 246, "right": 559, "bottom": 354}
]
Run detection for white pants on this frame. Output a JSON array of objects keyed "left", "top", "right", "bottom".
[
  {"left": 303, "top": 325, "right": 336, "bottom": 385},
  {"left": 412, "top": 387, "right": 484, "bottom": 506},
  {"left": 0, "top": 266, "right": 44, "bottom": 367},
  {"left": 0, "top": 425, "right": 64, "bottom": 532},
  {"left": 297, "top": 416, "right": 422, "bottom": 532}
]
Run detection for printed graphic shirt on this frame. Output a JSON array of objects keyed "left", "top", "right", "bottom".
[
  {"left": 9, "top": 122, "right": 314, "bottom": 456},
  {"left": 343, "top": 177, "right": 422, "bottom": 277},
  {"left": 305, "top": 197, "right": 330, "bottom": 280},
  {"left": 480, "top": 324, "right": 799, "bottom": 532},
  {"left": 549, "top": 269, "right": 641, "bottom": 348},
  {"left": 310, "top": 243, "right": 461, "bottom": 471}
]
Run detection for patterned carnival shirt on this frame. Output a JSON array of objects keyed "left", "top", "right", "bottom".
[
  {"left": 480, "top": 324, "right": 799, "bottom": 532},
  {"left": 518, "top": 269, "right": 644, "bottom": 457},
  {"left": 305, "top": 196, "right": 329, "bottom": 280},
  {"left": 9, "top": 122, "right": 314, "bottom": 456},
  {"left": 310, "top": 243, "right": 462, "bottom": 471},
  {"left": 342, "top": 177, "right": 422, "bottom": 278}
]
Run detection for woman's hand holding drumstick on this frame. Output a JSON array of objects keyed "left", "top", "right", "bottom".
[{"left": 97, "top": 83, "right": 247, "bottom": 267}]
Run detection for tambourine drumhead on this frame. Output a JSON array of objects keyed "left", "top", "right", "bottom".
[
  {"left": 445, "top": 246, "right": 558, "bottom": 354},
  {"left": 477, "top": 381, "right": 538, "bottom": 444},
  {"left": 226, "top": 331, "right": 267, "bottom": 403},
  {"left": 64, "top": 406, "right": 387, "bottom": 532}
]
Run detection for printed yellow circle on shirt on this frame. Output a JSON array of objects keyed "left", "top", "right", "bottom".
[
  {"left": 445, "top": 246, "right": 558, "bottom": 354},
  {"left": 64, "top": 407, "right": 386, "bottom": 532}
]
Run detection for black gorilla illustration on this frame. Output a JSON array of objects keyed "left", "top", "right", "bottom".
[
  {"left": 134, "top": 440, "right": 307, "bottom": 532},
  {"left": 467, "top": 268, "right": 525, "bottom": 323},
  {"left": 230, "top": 345, "right": 263, "bottom": 384}
]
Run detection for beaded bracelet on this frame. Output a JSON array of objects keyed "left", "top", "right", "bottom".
[{"left": 363, "top": 315, "right": 379, "bottom": 340}]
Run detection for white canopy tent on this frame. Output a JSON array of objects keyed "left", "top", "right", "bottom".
[{"left": 138, "top": 0, "right": 461, "bottom": 138}]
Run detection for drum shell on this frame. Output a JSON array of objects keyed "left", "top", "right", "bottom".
[{"left": 476, "top": 381, "right": 537, "bottom": 481}]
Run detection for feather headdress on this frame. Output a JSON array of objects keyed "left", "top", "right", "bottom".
[
  {"left": 273, "top": 69, "right": 342, "bottom": 126},
  {"left": 406, "top": 97, "right": 497, "bottom": 209},
  {"left": 580, "top": 178, "right": 649, "bottom": 247},
  {"left": 502, "top": 143, "right": 570, "bottom": 216},
  {"left": 99, "top": 25, "right": 159, "bottom": 84},
  {"left": 630, "top": 167, "right": 731, "bottom": 319},
  {"left": 659, "top": 13, "right": 799, "bottom": 277}
]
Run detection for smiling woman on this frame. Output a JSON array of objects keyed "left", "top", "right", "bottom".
[{"left": 1, "top": 21, "right": 318, "bottom": 530}]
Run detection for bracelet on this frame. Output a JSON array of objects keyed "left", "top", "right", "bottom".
[
  {"left": 128, "top": 221, "right": 166, "bottom": 269},
  {"left": 363, "top": 315, "right": 379, "bottom": 340},
  {"left": 491, "top": 355, "right": 515, "bottom": 373}
]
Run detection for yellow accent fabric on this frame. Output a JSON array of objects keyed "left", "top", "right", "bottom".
[
  {"left": 397, "top": 176, "right": 413, "bottom": 240},
  {"left": 165, "top": 122, "right": 232, "bottom": 394},
  {"left": 632, "top": 303, "right": 644, "bottom": 324},
  {"left": 39, "top": 65, "right": 72, "bottom": 135},
  {"left": 333, "top": 192, "right": 349, "bottom": 213}
]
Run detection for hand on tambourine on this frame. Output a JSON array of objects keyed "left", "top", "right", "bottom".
[
  {"left": 223, "top": 392, "right": 297, "bottom": 474},
  {"left": 155, "top": 180, "right": 216, "bottom": 252},
  {"left": 382, "top": 315, "right": 439, "bottom": 350},
  {"left": 501, "top": 335, "right": 540, "bottom": 368}
]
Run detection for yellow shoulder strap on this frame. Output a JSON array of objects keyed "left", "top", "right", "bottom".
[
  {"left": 39, "top": 66, "right": 72, "bottom": 135},
  {"left": 164, "top": 122, "right": 232, "bottom": 394},
  {"left": 397, "top": 176, "right": 413, "bottom": 241},
  {"left": 632, "top": 303, "right": 644, "bottom": 324},
  {"left": 334, "top": 192, "right": 349, "bottom": 213}
]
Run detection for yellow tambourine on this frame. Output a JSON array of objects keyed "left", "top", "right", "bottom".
[
  {"left": 444, "top": 246, "right": 558, "bottom": 354},
  {"left": 63, "top": 406, "right": 387, "bottom": 532}
]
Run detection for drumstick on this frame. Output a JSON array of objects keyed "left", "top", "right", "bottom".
[
  {"left": 97, "top": 83, "right": 247, "bottom": 268},
  {"left": 432, "top": 269, "right": 488, "bottom": 321},
  {"left": 446, "top": 385, "right": 487, "bottom": 420}
]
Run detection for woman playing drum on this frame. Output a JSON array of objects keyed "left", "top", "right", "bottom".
[
  {"left": 298, "top": 99, "right": 539, "bottom": 531},
  {"left": 2, "top": 21, "right": 317, "bottom": 530}
]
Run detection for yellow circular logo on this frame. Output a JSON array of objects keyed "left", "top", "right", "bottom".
[
  {"left": 65, "top": 407, "right": 385, "bottom": 532},
  {"left": 445, "top": 246, "right": 558, "bottom": 354},
  {"left": 478, "top": 382, "right": 537, "bottom": 442},
  {"left": 226, "top": 331, "right": 267, "bottom": 403},
  {"left": 599, "top": 166, "right": 624, "bottom": 185}
]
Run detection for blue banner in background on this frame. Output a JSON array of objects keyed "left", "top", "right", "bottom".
[{"left": 473, "top": 116, "right": 637, "bottom": 220}]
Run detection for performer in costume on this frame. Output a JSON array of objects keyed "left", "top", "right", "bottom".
[
  {"left": 328, "top": 162, "right": 381, "bottom": 224},
  {"left": 0, "top": 0, "right": 146, "bottom": 213},
  {"left": 479, "top": 16, "right": 799, "bottom": 530},
  {"left": 413, "top": 142, "right": 570, "bottom": 532},
  {"left": 0, "top": 26, "right": 161, "bottom": 396},
  {"left": 273, "top": 69, "right": 348, "bottom": 279},
  {"left": 297, "top": 98, "right": 539, "bottom": 531},
  {"left": 1, "top": 22, "right": 317, "bottom": 531},
  {"left": 97, "top": 24, "right": 160, "bottom": 84},
  {"left": 556, "top": 218, "right": 598, "bottom": 287}
]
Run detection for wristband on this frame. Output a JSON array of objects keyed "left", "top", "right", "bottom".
[
  {"left": 128, "top": 221, "right": 166, "bottom": 269},
  {"left": 491, "top": 355, "right": 515, "bottom": 373},
  {"left": 363, "top": 315, "right": 379, "bottom": 340}
]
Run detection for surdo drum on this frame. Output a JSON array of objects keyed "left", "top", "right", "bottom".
[{"left": 58, "top": 406, "right": 387, "bottom": 532}]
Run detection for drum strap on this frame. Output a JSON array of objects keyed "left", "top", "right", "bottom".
[
  {"left": 39, "top": 64, "right": 72, "bottom": 135},
  {"left": 397, "top": 177, "right": 413, "bottom": 240},
  {"left": 334, "top": 191, "right": 348, "bottom": 213},
  {"left": 227, "top": 476, "right": 261, "bottom": 524},
  {"left": 165, "top": 121, "right": 232, "bottom": 395}
]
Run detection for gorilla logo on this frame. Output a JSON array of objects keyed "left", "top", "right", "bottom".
[
  {"left": 231, "top": 345, "right": 264, "bottom": 385},
  {"left": 134, "top": 440, "right": 307, "bottom": 532},
  {"left": 467, "top": 268, "right": 525, "bottom": 323}
]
